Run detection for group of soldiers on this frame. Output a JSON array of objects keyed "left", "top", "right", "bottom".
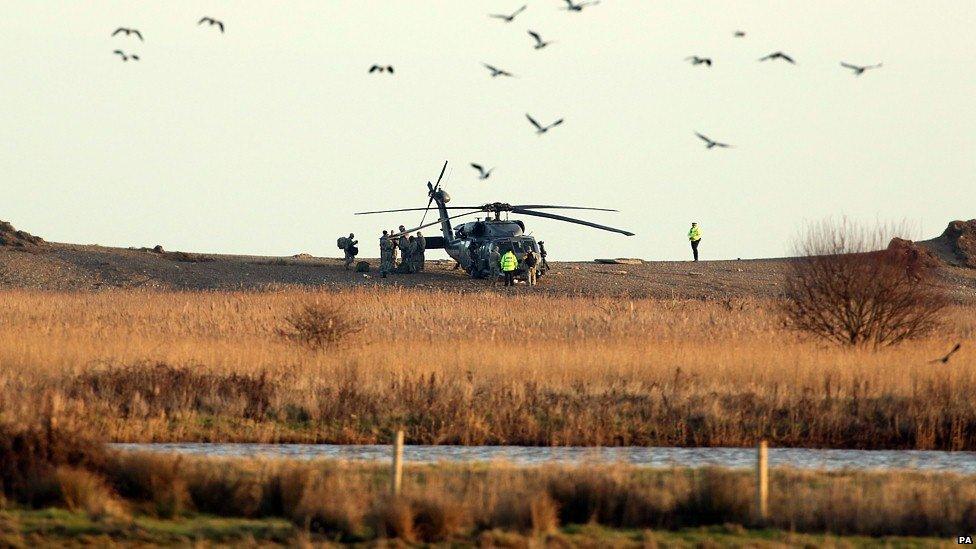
[{"left": 379, "top": 225, "right": 426, "bottom": 278}]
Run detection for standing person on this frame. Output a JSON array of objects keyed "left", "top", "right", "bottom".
[
  {"left": 524, "top": 249, "right": 539, "bottom": 286},
  {"left": 379, "top": 231, "right": 394, "bottom": 278},
  {"left": 342, "top": 233, "right": 359, "bottom": 270},
  {"left": 389, "top": 229, "right": 399, "bottom": 266},
  {"left": 688, "top": 222, "right": 702, "bottom": 262},
  {"left": 397, "top": 225, "right": 409, "bottom": 269},
  {"left": 406, "top": 236, "right": 418, "bottom": 273},
  {"left": 488, "top": 247, "right": 501, "bottom": 286},
  {"left": 415, "top": 231, "right": 426, "bottom": 272},
  {"left": 500, "top": 247, "right": 519, "bottom": 287},
  {"left": 538, "top": 241, "right": 549, "bottom": 272}
]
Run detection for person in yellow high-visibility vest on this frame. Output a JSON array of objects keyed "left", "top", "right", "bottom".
[
  {"left": 500, "top": 248, "right": 519, "bottom": 287},
  {"left": 688, "top": 222, "right": 702, "bottom": 261}
]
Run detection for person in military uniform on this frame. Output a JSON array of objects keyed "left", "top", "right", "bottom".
[
  {"left": 340, "top": 233, "right": 358, "bottom": 270},
  {"left": 489, "top": 247, "right": 501, "bottom": 286},
  {"left": 524, "top": 249, "right": 539, "bottom": 286},
  {"left": 538, "top": 241, "right": 549, "bottom": 272},
  {"left": 415, "top": 231, "right": 426, "bottom": 272},
  {"left": 406, "top": 236, "right": 419, "bottom": 273},
  {"left": 397, "top": 225, "right": 409, "bottom": 269},
  {"left": 379, "top": 230, "right": 395, "bottom": 278}
]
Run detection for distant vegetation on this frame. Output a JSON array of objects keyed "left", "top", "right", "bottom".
[
  {"left": 0, "top": 289, "right": 972, "bottom": 449},
  {"left": 0, "top": 423, "right": 973, "bottom": 544},
  {"left": 783, "top": 220, "right": 948, "bottom": 347}
]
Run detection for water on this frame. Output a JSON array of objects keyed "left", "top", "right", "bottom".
[{"left": 111, "top": 444, "right": 976, "bottom": 473}]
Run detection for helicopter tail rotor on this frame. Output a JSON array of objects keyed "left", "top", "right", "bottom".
[{"left": 420, "top": 160, "right": 449, "bottom": 227}]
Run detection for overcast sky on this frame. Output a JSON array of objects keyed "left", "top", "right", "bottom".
[{"left": 1, "top": 1, "right": 973, "bottom": 261}]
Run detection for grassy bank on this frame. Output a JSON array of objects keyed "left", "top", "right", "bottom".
[
  {"left": 0, "top": 510, "right": 956, "bottom": 547},
  {"left": 0, "top": 289, "right": 973, "bottom": 448},
  {"left": 0, "top": 424, "right": 973, "bottom": 544}
]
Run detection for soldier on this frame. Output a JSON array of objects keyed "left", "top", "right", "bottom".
[
  {"left": 407, "top": 236, "right": 420, "bottom": 273},
  {"left": 538, "top": 241, "right": 549, "bottom": 272},
  {"left": 379, "top": 230, "right": 394, "bottom": 278},
  {"left": 341, "top": 233, "right": 358, "bottom": 270},
  {"left": 489, "top": 247, "right": 501, "bottom": 286},
  {"left": 397, "top": 225, "right": 409, "bottom": 269},
  {"left": 389, "top": 229, "right": 399, "bottom": 265},
  {"left": 524, "top": 248, "right": 539, "bottom": 286},
  {"left": 415, "top": 231, "right": 426, "bottom": 272}
]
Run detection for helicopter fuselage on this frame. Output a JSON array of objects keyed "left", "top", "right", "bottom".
[{"left": 441, "top": 218, "right": 541, "bottom": 278}]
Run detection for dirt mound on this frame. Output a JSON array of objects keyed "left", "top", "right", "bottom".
[
  {"left": 886, "top": 237, "right": 942, "bottom": 270},
  {"left": 942, "top": 220, "right": 976, "bottom": 268},
  {"left": 0, "top": 221, "right": 44, "bottom": 248}
]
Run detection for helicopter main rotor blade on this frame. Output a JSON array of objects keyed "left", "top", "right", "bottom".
[
  {"left": 514, "top": 205, "right": 619, "bottom": 212},
  {"left": 355, "top": 206, "right": 479, "bottom": 215},
  {"left": 393, "top": 210, "right": 481, "bottom": 237},
  {"left": 511, "top": 208, "right": 635, "bottom": 236}
]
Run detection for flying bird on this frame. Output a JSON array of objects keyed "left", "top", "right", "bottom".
[
  {"left": 489, "top": 4, "right": 527, "bottom": 22},
  {"left": 198, "top": 17, "right": 225, "bottom": 33},
  {"left": 470, "top": 163, "right": 494, "bottom": 180},
  {"left": 112, "top": 28, "right": 143, "bottom": 41},
  {"left": 840, "top": 62, "right": 882, "bottom": 76},
  {"left": 369, "top": 65, "right": 395, "bottom": 74},
  {"left": 930, "top": 343, "right": 962, "bottom": 364},
  {"left": 759, "top": 51, "right": 795, "bottom": 64},
  {"left": 527, "top": 114, "right": 564, "bottom": 135},
  {"left": 734, "top": 30, "right": 746, "bottom": 37},
  {"left": 562, "top": 0, "right": 600, "bottom": 12},
  {"left": 686, "top": 56, "right": 712, "bottom": 66},
  {"left": 113, "top": 50, "right": 139, "bottom": 62},
  {"left": 483, "top": 63, "right": 514, "bottom": 78},
  {"left": 695, "top": 132, "right": 731, "bottom": 149},
  {"left": 527, "top": 30, "right": 552, "bottom": 50}
]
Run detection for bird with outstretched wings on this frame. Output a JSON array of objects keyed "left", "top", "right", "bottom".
[
  {"left": 759, "top": 51, "right": 795, "bottom": 64},
  {"left": 198, "top": 17, "right": 225, "bottom": 33},
  {"left": 470, "top": 163, "right": 494, "bottom": 180},
  {"left": 527, "top": 30, "right": 552, "bottom": 50},
  {"left": 489, "top": 4, "right": 527, "bottom": 22},
  {"left": 112, "top": 27, "right": 143, "bottom": 41},
  {"left": 483, "top": 63, "right": 514, "bottom": 78},
  {"left": 562, "top": 0, "right": 600, "bottom": 12},
  {"left": 695, "top": 132, "right": 731, "bottom": 149},
  {"left": 527, "top": 114, "right": 564, "bottom": 135},
  {"left": 841, "top": 62, "right": 882, "bottom": 76}
]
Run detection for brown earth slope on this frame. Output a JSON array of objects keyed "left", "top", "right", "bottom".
[{"left": 1, "top": 220, "right": 974, "bottom": 302}]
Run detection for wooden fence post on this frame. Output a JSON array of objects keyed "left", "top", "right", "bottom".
[
  {"left": 391, "top": 430, "right": 404, "bottom": 496},
  {"left": 756, "top": 440, "right": 768, "bottom": 524}
]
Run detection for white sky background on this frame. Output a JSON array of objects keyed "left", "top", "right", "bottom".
[{"left": 1, "top": 1, "right": 974, "bottom": 261}]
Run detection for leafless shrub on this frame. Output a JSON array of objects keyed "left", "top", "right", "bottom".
[
  {"left": 782, "top": 219, "right": 948, "bottom": 347},
  {"left": 278, "top": 300, "right": 363, "bottom": 350}
]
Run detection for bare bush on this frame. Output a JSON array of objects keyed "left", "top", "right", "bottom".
[
  {"left": 278, "top": 300, "right": 363, "bottom": 350},
  {"left": 782, "top": 220, "right": 947, "bottom": 347}
]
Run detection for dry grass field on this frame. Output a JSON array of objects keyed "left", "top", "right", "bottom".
[{"left": 0, "top": 288, "right": 974, "bottom": 448}]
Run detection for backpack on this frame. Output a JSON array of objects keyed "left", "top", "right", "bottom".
[{"left": 337, "top": 237, "right": 347, "bottom": 250}]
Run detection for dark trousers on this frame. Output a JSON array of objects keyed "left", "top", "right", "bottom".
[
  {"left": 504, "top": 271, "right": 515, "bottom": 286},
  {"left": 691, "top": 239, "right": 700, "bottom": 261}
]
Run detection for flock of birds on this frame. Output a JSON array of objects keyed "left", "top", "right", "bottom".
[
  {"left": 111, "top": 17, "right": 223, "bottom": 61},
  {"left": 108, "top": 4, "right": 884, "bottom": 182},
  {"left": 460, "top": 2, "right": 885, "bottom": 177},
  {"left": 460, "top": 1, "right": 600, "bottom": 180}
]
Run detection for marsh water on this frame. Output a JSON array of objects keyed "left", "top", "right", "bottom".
[{"left": 112, "top": 444, "right": 976, "bottom": 473}]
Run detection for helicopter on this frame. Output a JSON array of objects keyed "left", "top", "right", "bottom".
[{"left": 355, "top": 161, "right": 634, "bottom": 279}]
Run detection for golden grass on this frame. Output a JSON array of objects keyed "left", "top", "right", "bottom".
[{"left": 0, "top": 288, "right": 973, "bottom": 448}]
